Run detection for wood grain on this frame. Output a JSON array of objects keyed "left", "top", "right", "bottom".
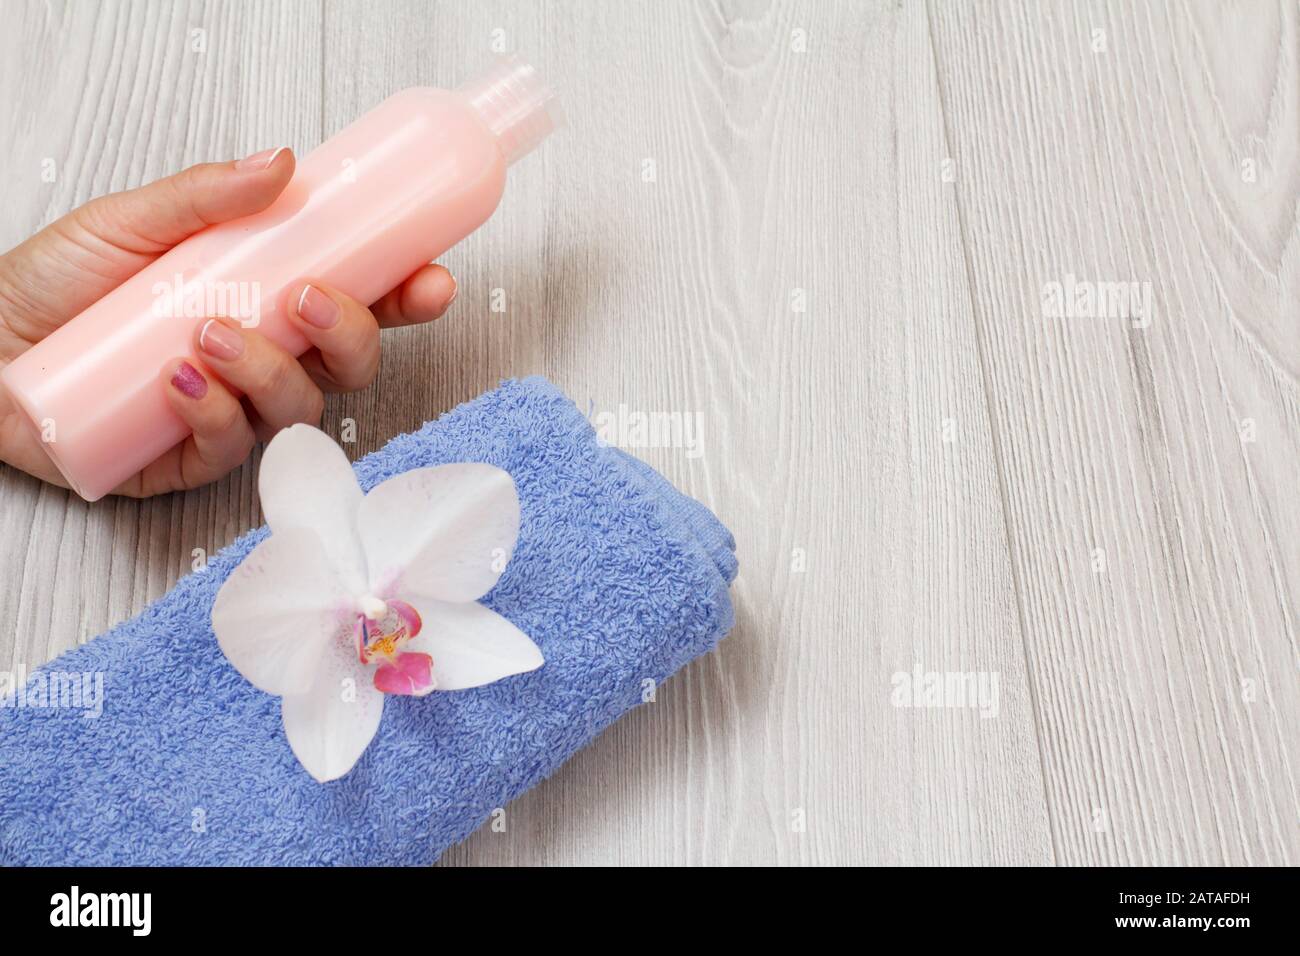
[
  {"left": 0, "top": 0, "right": 1292, "bottom": 866},
  {"left": 928, "top": 0, "right": 1299, "bottom": 865}
]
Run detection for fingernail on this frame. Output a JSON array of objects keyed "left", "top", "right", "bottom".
[
  {"left": 445, "top": 275, "right": 459, "bottom": 307},
  {"left": 235, "top": 146, "right": 287, "bottom": 171},
  {"left": 296, "top": 285, "right": 340, "bottom": 329},
  {"left": 198, "top": 319, "right": 244, "bottom": 360},
  {"left": 171, "top": 361, "right": 208, "bottom": 399}
]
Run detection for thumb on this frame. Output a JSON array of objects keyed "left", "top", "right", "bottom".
[
  {"left": 0, "top": 148, "right": 294, "bottom": 339},
  {"left": 71, "top": 147, "right": 295, "bottom": 254}
]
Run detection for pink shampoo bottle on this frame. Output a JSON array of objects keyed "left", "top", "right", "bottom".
[{"left": 1, "top": 56, "right": 560, "bottom": 501}]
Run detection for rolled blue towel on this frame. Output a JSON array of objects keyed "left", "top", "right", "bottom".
[{"left": 0, "top": 377, "right": 737, "bottom": 865}]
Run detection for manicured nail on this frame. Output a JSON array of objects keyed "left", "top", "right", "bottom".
[
  {"left": 445, "top": 274, "right": 458, "bottom": 307},
  {"left": 171, "top": 361, "right": 208, "bottom": 399},
  {"left": 235, "top": 146, "right": 287, "bottom": 171},
  {"left": 296, "top": 285, "right": 340, "bottom": 329},
  {"left": 198, "top": 319, "right": 244, "bottom": 360}
]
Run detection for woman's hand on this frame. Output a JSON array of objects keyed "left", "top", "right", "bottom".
[{"left": 0, "top": 147, "right": 458, "bottom": 497}]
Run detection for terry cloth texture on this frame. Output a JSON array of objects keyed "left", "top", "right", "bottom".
[{"left": 0, "top": 377, "right": 737, "bottom": 865}]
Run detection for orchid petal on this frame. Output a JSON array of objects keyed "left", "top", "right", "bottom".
[
  {"left": 356, "top": 464, "right": 520, "bottom": 603},
  {"left": 405, "top": 599, "right": 543, "bottom": 691},
  {"left": 281, "top": 635, "right": 384, "bottom": 783},
  {"left": 373, "top": 652, "right": 435, "bottom": 696},
  {"left": 259, "top": 424, "right": 368, "bottom": 595},
  {"left": 212, "top": 527, "right": 349, "bottom": 697}
]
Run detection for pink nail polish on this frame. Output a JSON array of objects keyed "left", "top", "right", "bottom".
[
  {"left": 296, "top": 285, "right": 340, "bottom": 329},
  {"left": 198, "top": 319, "right": 245, "bottom": 360},
  {"left": 171, "top": 362, "right": 208, "bottom": 399},
  {"left": 235, "top": 146, "right": 287, "bottom": 171}
]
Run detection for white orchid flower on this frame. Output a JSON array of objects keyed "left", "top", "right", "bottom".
[{"left": 211, "top": 424, "right": 543, "bottom": 783}]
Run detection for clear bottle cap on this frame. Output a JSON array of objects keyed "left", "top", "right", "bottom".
[{"left": 458, "top": 56, "right": 563, "bottom": 165}]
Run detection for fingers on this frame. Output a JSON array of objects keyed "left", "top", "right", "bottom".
[
  {"left": 130, "top": 312, "right": 327, "bottom": 495},
  {"left": 124, "top": 261, "right": 455, "bottom": 495},
  {"left": 285, "top": 281, "right": 384, "bottom": 392},
  {"left": 284, "top": 268, "right": 457, "bottom": 392},
  {"left": 123, "top": 359, "right": 257, "bottom": 495},
  {"left": 194, "top": 318, "right": 325, "bottom": 440},
  {"left": 371, "top": 264, "right": 458, "bottom": 329}
]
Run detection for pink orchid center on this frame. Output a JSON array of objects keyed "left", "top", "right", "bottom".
[{"left": 353, "top": 598, "right": 434, "bottom": 697}]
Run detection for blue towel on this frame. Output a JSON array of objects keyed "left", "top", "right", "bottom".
[{"left": 0, "top": 377, "right": 737, "bottom": 865}]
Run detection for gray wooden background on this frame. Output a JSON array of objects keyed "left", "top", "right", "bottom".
[{"left": 0, "top": 0, "right": 1295, "bottom": 866}]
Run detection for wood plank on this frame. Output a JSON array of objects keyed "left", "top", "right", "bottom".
[{"left": 929, "top": 0, "right": 1299, "bottom": 865}]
